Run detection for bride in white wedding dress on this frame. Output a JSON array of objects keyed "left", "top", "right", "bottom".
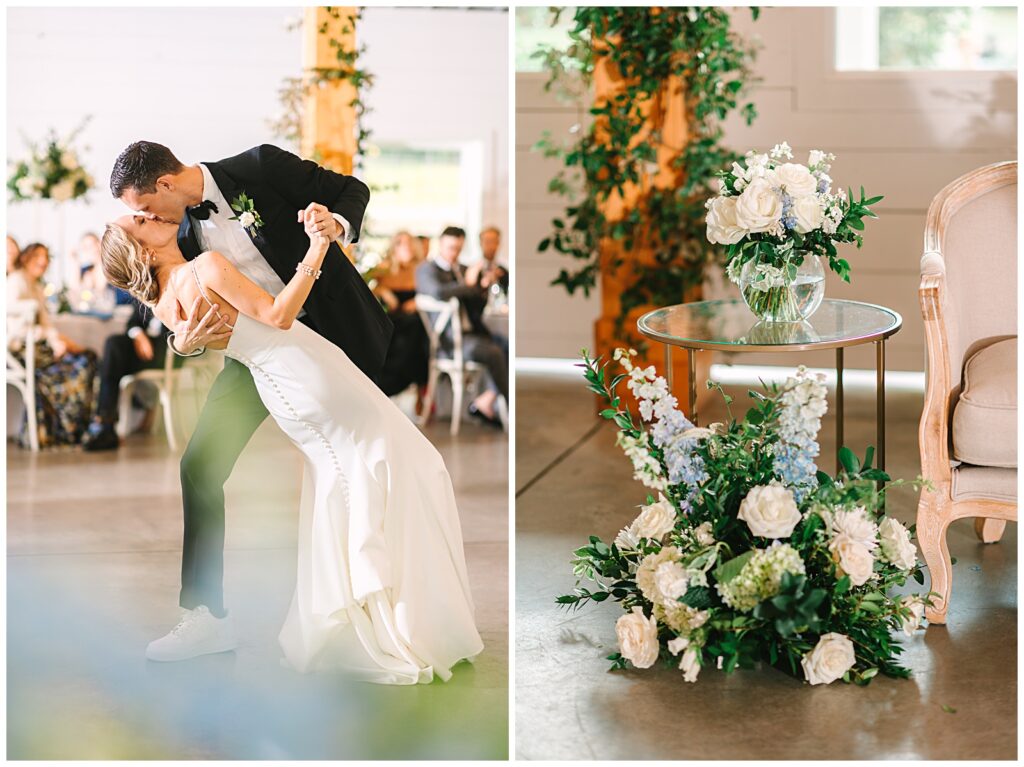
[{"left": 101, "top": 211, "right": 483, "bottom": 685}]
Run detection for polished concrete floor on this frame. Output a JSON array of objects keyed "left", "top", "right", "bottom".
[
  {"left": 8, "top": 414, "right": 508, "bottom": 760},
  {"left": 516, "top": 368, "right": 1017, "bottom": 761}
]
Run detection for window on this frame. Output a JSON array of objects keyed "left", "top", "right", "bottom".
[
  {"left": 836, "top": 6, "right": 1017, "bottom": 71},
  {"left": 358, "top": 142, "right": 482, "bottom": 259}
]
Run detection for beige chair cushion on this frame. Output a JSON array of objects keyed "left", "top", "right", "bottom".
[
  {"left": 952, "top": 337, "right": 1017, "bottom": 468},
  {"left": 952, "top": 465, "right": 1016, "bottom": 503}
]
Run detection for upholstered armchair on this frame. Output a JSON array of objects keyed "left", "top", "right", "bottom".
[{"left": 917, "top": 161, "right": 1017, "bottom": 624}]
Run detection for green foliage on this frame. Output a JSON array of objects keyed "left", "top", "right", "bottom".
[
  {"left": 559, "top": 349, "right": 933, "bottom": 686},
  {"left": 269, "top": 8, "right": 374, "bottom": 162},
  {"left": 535, "top": 8, "right": 759, "bottom": 337},
  {"left": 8, "top": 118, "right": 94, "bottom": 203}
]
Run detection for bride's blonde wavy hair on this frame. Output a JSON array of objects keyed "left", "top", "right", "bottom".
[{"left": 101, "top": 223, "right": 160, "bottom": 306}]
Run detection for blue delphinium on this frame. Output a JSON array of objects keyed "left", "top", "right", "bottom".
[{"left": 772, "top": 367, "right": 829, "bottom": 500}]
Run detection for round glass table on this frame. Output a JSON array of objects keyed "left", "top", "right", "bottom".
[{"left": 637, "top": 299, "right": 902, "bottom": 473}]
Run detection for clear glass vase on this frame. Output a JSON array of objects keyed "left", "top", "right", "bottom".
[{"left": 739, "top": 253, "right": 825, "bottom": 323}]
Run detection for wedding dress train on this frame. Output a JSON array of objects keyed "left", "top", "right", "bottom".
[{"left": 221, "top": 307, "right": 483, "bottom": 684}]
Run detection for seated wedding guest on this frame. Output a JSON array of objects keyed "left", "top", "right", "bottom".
[
  {"left": 76, "top": 232, "right": 111, "bottom": 294},
  {"left": 464, "top": 226, "right": 509, "bottom": 293},
  {"left": 81, "top": 298, "right": 172, "bottom": 451},
  {"left": 374, "top": 231, "right": 430, "bottom": 403},
  {"left": 7, "top": 242, "right": 98, "bottom": 448},
  {"left": 415, "top": 226, "right": 508, "bottom": 428},
  {"left": 7, "top": 234, "right": 20, "bottom": 274}
]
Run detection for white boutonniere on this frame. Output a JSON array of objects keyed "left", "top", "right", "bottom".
[{"left": 229, "top": 192, "right": 265, "bottom": 235}]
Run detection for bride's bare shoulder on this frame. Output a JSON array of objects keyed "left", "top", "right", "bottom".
[{"left": 194, "top": 250, "right": 232, "bottom": 279}]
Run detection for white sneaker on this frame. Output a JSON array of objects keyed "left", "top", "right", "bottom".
[{"left": 145, "top": 605, "right": 239, "bottom": 662}]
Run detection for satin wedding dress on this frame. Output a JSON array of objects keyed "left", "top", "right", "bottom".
[{"left": 197, "top": 266, "right": 483, "bottom": 684}]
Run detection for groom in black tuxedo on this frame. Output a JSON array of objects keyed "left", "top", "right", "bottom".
[{"left": 110, "top": 142, "right": 391, "bottom": 655}]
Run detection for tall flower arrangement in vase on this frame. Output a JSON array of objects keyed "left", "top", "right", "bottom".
[
  {"left": 705, "top": 142, "right": 882, "bottom": 322},
  {"left": 559, "top": 349, "right": 934, "bottom": 686},
  {"left": 7, "top": 120, "right": 94, "bottom": 203}
]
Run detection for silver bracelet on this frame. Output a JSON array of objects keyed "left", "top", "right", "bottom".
[
  {"left": 296, "top": 263, "right": 322, "bottom": 279},
  {"left": 167, "top": 332, "right": 206, "bottom": 358}
]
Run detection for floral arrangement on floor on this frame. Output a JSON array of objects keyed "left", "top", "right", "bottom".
[
  {"left": 705, "top": 141, "right": 882, "bottom": 321},
  {"left": 558, "top": 349, "right": 933, "bottom": 685},
  {"left": 7, "top": 120, "right": 94, "bottom": 203}
]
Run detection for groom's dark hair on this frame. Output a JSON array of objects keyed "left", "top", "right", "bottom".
[
  {"left": 440, "top": 226, "right": 466, "bottom": 240},
  {"left": 109, "top": 141, "right": 185, "bottom": 198}
]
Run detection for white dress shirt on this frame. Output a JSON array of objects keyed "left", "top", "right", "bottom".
[{"left": 193, "top": 163, "right": 355, "bottom": 317}]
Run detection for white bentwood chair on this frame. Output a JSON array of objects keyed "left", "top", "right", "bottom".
[
  {"left": 6, "top": 300, "right": 40, "bottom": 452},
  {"left": 415, "top": 294, "right": 485, "bottom": 436}
]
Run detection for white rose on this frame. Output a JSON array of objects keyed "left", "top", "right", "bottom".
[
  {"left": 615, "top": 607, "right": 660, "bottom": 669},
  {"left": 705, "top": 195, "right": 746, "bottom": 245},
  {"left": 49, "top": 178, "right": 75, "bottom": 202},
  {"left": 60, "top": 150, "right": 79, "bottom": 170},
  {"left": 654, "top": 560, "right": 689, "bottom": 602},
  {"left": 801, "top": 632, "right": 855, "bottom": 685},
  {"left": 831, "top": 507, "right": 878, "bottom": 551},
  {"left": 738, "top": 483, "right": 801, "bottom": 539},
  {"left": 15, "top": 176, "right": 36, "bottom": 197},
  {"left": 693, "top": 521, "right": 715, "bottom": 546},
  {"left": 632, "top": 494, "right": 676, "bottom": 540},
  {"left": 774, "top": 163, "right": 818, "bottom": 198},
  {"left": 830, "top": 534, "right": 875, "bottom": 586},
  {"left": 791, "top": 195, "right": 825, "bottom": 234},
  {"left": 878, "top": 517, "right": 917, "bottom": 570},
  {"left": 238, "top": 211, "right": 257, "bottom": 229},
  {"left": 734, "top": 178, "right": 782, "bottom": 233}
]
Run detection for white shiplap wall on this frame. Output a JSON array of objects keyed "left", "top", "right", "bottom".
[{"left": 515, "top": 7, "right": 1017, "bottom": 371}]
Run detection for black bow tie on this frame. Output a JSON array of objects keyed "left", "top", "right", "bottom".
[{"left": 187, "top": 200, "right": 219, "bottom": 220}]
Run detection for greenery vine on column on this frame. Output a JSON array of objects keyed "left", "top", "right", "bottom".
[
  {"left": 534, "top": 7, "right": 760, "bottom": 331},
  {"left": 269, "top": 7, "right": 374, "bottom": 161}
]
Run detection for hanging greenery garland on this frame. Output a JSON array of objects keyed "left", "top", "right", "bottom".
[{"left": 534, "top": 7, "right": 760, "bottom": 335}]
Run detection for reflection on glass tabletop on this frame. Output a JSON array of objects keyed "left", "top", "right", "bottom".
[{"left": 637, "top": 299, "right": 902, "bottom": 352}]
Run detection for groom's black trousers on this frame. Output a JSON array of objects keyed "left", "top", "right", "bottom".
[{"left": 178, "top": 356, "right": 268, "bottom": 616}]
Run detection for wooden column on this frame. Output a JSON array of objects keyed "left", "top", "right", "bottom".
[
  {"left": 590, "top": 33, "right": 712, "bottom": 414},
  {"left": 301, "top": 7, "right": 358, "bottom": 176}
]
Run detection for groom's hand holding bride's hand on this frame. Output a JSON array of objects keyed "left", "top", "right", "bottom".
[
  {"left": 170, "top": 296, "right": 232, "bottom": 356},
  {"left": 297, "top": 203, "right": 342, "bottom": 241}
]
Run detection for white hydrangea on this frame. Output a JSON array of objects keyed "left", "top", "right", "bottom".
[
  {"left": 656, "top": 601, "right": 709, "bottom": 636},
  {"left": 716, "top": 542, "right": 806, "bottom": 612}
]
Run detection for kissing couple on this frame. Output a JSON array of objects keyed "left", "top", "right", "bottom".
[{"left": 99, "top": 141, "right": 483, "bottom": 684}]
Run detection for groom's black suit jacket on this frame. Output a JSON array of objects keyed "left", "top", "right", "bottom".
[{"left": 176, "top": 144, "right": 393, "bottom": 384}]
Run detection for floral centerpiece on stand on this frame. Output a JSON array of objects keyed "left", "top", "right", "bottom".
[
  {"left": 705, "top": 142, "right": 882, "bottom": 322},
  {"left": 558, "top": 349, "right": 934, "bottom": 685},
  {"left": 7, "top": 120, "right": 94, "bottom": 203}
]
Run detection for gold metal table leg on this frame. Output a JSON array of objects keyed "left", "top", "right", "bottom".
[
  {"left": 877, "top": 340, "right": 886, "bottom": 483},
  {"left": 688, "top": 348, "right": 698, "bottom": 426},
  {"left": 664, "top": 343, "right": 673, "bottom": 393},
  {"left": 836, "top": 347, "right": 844, "bottom": 474}
]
